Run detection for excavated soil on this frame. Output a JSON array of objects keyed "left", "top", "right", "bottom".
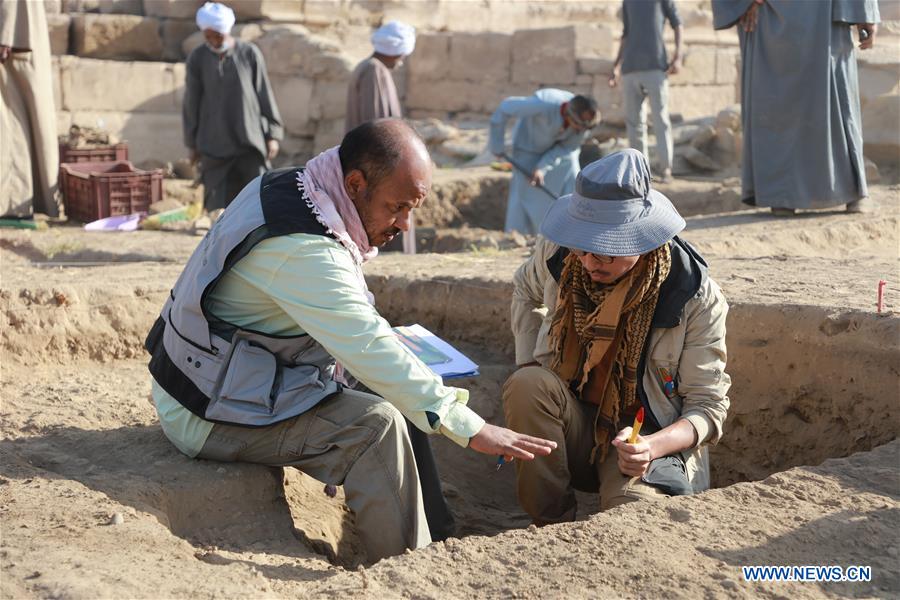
[{"left": 1, "top": 179, "right": 898, "bottom": 598}]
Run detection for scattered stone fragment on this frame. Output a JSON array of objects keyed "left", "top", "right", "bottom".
[
  {"left": 682, "top": 146, "right": 720, "bottom": 171},
  {"left": 864, "top": 157, "right": 881, "bottom": 183},
  {"left": 668, "top": 508, "right": 692, "bottom": 523},
  {"left": 109, "top": 512, "right": 124, "bottom": 526},
  {"left": 690, "top": 124, "right": 717, "bottom": 150}
]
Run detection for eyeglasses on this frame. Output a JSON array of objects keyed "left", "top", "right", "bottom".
[{"left": 570, "top": 249, "right": 615, "bottom": 264}]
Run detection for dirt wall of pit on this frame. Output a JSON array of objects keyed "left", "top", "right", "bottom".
[
  {"left": 366, "top": 275, "right": 900, "bottom": 486},
  {"left": 4, "top": 269, "right": 897, "bottom": 490}
]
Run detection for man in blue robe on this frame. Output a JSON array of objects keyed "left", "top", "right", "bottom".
[{"left": 490, "top": 89, "right": 598, "bottom": 233}]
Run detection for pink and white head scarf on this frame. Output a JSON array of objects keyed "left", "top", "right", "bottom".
[
  {"left": 297, "top": 147, "right": 376, "bottom": 384},
  {"left": 297, "top": 146, "right": 377, "bottom": 267}
]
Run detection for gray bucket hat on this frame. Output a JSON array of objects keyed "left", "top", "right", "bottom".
[{"left": 539, "top": 149, "right": 685, "bottom": 256}]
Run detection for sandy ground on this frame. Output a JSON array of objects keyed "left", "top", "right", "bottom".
[{"left": 1, "top": 179, "right": 898, "bottom": 598}]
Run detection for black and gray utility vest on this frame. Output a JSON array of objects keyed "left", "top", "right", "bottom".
[{"left": 145, "top": 167, "right": 343, "bottom": 426}]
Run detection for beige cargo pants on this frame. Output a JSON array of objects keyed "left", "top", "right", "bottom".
[
  {"left": 503, "top": 366, "right": 665, "bottom": 524},
  {"left": 196, "top": 388, "right": 430, "bottom": 562}
]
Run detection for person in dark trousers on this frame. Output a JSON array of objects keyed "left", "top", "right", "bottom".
[{"left": 182, "top": 2, "right": 283, "bottom": 211}]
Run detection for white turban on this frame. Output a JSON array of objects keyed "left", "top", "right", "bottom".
[
  {"left": 371, "top": 21, "right": 416, "bottom": 57},
  {"left": 196, "top": 2, "right": 235, "bottom": 35}
]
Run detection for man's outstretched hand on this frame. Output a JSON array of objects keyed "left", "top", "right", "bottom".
[{"left": 469, "top": 423, "right": 556, "bottom": 461}]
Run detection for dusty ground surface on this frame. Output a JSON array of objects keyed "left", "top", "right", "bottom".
[{"left": 1, "top": 178, "right": 898, "bottom": 598}]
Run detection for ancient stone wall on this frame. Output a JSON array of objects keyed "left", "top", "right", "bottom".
[{"left": 46, "top": 0, "right": 900, "bottom": 166}]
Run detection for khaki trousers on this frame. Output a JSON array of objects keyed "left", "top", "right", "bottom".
[
  {"left": 196, "top": 388, "right": 430, "bottom": 563},
  {"left": 502, "top": 366, "right": 665, "bottom": 524}
]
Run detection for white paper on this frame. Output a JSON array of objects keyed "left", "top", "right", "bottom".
[{"left": 393, "top": 324, "right": 479, "bottom": 379}]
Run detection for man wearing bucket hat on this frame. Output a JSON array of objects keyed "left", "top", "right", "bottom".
[{"left": 503, "top": 149, "right": 731, "bottom": 523}]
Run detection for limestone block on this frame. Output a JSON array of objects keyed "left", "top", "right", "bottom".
[
  {"left": 313, "top": 118, "right": 345, "bottom": 153},
  {"left": 591, "top": 76, "right": 625, "bottom": 127},
  {"left": 715, "top": 106, "right": 741, "bottom": 131},
  {"left": 44, "top": 0, "right": 63, "bottom": 14},
  {"left": 864, "top": 156, "right": 881, "bottom": 183},
  {"left": 270, "top": 76, "right": 315, "bottom": 136},
  {"left": 310, "top": 80, "right": 347, "bottom": 121},
  {"left": 72, "top": 14, "right": 164, "bottom": 61},
  {"left": 669, "top": 84, "right": 737, "bottom": 121},
  {"left": 862, "top": 94, "right": 900, "bottom": 164},
  {"left": 143, "top": 0, "right": 203, "bottom": 19},
  {"left": 60, "top": 57, "right": 179, "bottom": 113},
  {"left": 255, "top": 26, "right": 352, "bottom": 80},
  {"left": 670, "top": 47, "right": 717, "bottom": 86},
  {"left": 578, "top": 58, "right": 614, "bottom": 76},
  {"left": 56, "top": 111, "right": 73, "bottom": 137},
  {"left": 67, "top": 111, "right": 185, "bottom": 164},
  {"left": 858, "top": 44, "right": 900, "bottom": 101},
  {"left": 172, "top": 62, "right": 185, "bottom": 106},
  {"left": 97, "top": 0, "right": 143, "bottom": 14},
  {"left": 273, "top": 135, "right": 315, "bottom": 169},
  {"left": 511, "top": 27, "right": 576, "bottom": 85},
  {"left": 407, "top": 33, "right": 450, "bottom": 82},
  {"left": 230, "top": 0, "right": 305, "bottom": 22},
  {"left": 47, "top": 14, "right": 70, "bottom": 56},
  {"left": 574, "top": 24, "right": 616, "bottom": 59},
  {"left": 690, "top": 124, "right": 716, "bottom": 150},
  {"left": 448, "top": 33, "right": 511, "bottom": 82},
  {"left": 406, "top": 79, "right": 470, "bottom": 113},
  {"left": 51, "top": 57, "right": 62, "bottom": 110},
  {"left": 715, "top": 48, "right": 739, "bottom": 86},
  {"left": 161, "top": 19, "right": 197, "bottom": 62}
]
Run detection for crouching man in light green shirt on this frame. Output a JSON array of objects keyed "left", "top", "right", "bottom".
[{"left": 149, "top": 119, "right": 556, "bottom": 563}]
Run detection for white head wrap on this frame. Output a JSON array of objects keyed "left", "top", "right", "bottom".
[
  {"left": 371, "top": 21, "right": 416, "bottom": 57},
  {"left": 196, "top": 2, "right": 236, "bottom": 35}
]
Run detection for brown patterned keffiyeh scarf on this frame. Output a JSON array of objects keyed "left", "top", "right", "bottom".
[{"left": 548, "top": 244, "right": 671, "bottom": 463}]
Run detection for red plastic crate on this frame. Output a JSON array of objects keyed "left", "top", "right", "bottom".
[
  {"left": 59, "top": 143, "right": 128, "bottom": 164},
  {"left": 60, "top": 161, "right": 163, "bottom": 223}
]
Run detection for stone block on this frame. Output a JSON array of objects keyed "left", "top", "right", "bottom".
[
  {"left": 862, "top": 94, "right": 900, "bottom": 164},
  {"left": 574, "top": 24, "right": 616, "bottom": 59},
  {"left": 858, "top": 44, "right": 900, "bottom": 101},
  {"left": 44, "top": 0, "right": 63, "bottom": 14},
  {"left": 161, "top": 18, "right": 197, "bottom": 62},
  {"left": 255, "top": 26, "right": 352, "bottom": 80},
  {"left": 591, "top": 76, "right": 625, "bottom": 127},
  {"left": 448, "top": 33, "right": 511, "bottom": 82},
  {"left": 60, "top": 57, "right": 179, "bottom": 113},
  {"left": 715, "top": 48, "right": 739, "bottom": 86},
  {"left": 47, "top": 13, "right": 70, "bottom": 56},
  {"left": 669, "top": 84, "right": 737, "bottom": 121},
  {"left": 97, "top": 0, "right": 143, "bottom": 14},
  {"left": 270, "top": 76, "right": 315, "bottom": 136},
  {"left": 407, "top": 33, "right": 450, "bottom": 82},
  {"left": 671, "top": 46, "right": 717, "bottom": 86},
  {"left": 406, "top": 79, "right": 470, "bottom": 113},
  {"left": 143, "top": 0, "right": 203, "bottom": 19},
  {"left": 71, "top": 14, "right": 164, "bottom": 61},
  {"left": 310, "top": 80, "right": 347, "bottom": 121},
  {"left": 230, "top": 0, "right": 305, "bottom": 22},
  {"left": 67, "top": 111, "right": 185, "bottom": 164},
  {"left": 313, "top": 118, "right": 345, "bottom": 153},
  {"left": 578, "top": 58, "right": 614, "bottom": 76},
  {"left": 51, "top": 57, "right": 62, "bottom": 110},
  {"left": 511, "top": 27, "right": 576, "bottom": 85},
  {"left": 273, "top": 135, "right": 315, "bottom": 169}
]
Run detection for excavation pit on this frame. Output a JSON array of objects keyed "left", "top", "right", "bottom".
[{"left": 1, "top": 200, "right": 897, "bottom": 593}]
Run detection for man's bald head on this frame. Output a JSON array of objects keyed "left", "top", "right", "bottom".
[
  {"left": 339, "top": 118, "right": 433, "bottom": 247},
  {"left": 339, "top": 118, "right": 430, "bottom": 191}
]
